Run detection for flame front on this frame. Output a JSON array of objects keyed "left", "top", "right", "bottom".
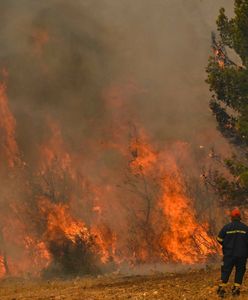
[
  {"left": 0, "top": 76, "right": 219, "bottom": 278},
  {"left": 127, "top": 131, "right": 217, "bottom": 264},
  {"left": 160, "top": 165, "right": 216, "bottom": 263}
]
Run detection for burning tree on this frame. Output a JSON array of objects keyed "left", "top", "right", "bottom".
[
  {"left": 121, "top": 125, "right": 162, "bottom": 263},
  {"left": 206, "top": 0, "right": 248, "bottom": 207},
  {"left": 118, "top": 124, "right": 218, "bottom": 264},
  {"left": 0, "top": 77, "right": 103, "bottom": 277},
  {"left": 28, "top": 122, "right": 103, "bottom": 277},
  {"left": 0, "top": 14, "right": 226, "bottom": 276},
  {"left": 0, "top": 66, "right": 220, "bottom": 279}
]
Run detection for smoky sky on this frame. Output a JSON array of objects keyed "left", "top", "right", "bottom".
[{"left": 0, "top": 0, "right": 234, "bottom": 159}]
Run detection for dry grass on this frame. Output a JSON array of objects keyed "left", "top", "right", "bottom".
[{"left": 1, "top": 267, "right": 248, "bottom": 299}]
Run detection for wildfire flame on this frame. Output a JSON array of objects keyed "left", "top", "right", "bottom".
[
  {"left": 0, "top": 73, "right": 19, "bottom": 168},
  {"left": 39, "top": 197, "right": 91, "bottom": 244},
  {"left": 214, "top": 50, "right": 225, "bottom": 68},
  {"left": 0, "top": 75, "right": 219, "bottom": 278},
  {"left": 160, "top": 166, "right": 216, "bottom": 263},
  {"left": 128, "top": 131, "right": 217, "bottom": 263}
]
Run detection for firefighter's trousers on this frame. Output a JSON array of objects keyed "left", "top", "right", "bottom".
[{"left": 221, "top": 256, "right": 247, "bottom": 285}]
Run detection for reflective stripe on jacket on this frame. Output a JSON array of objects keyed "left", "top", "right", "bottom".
[{"left": 217, "top": 220, "right": 248, "bottom": 257}]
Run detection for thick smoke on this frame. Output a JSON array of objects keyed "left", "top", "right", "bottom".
[
  {"left": 0, "top": 0, "right": 235, "bottom": 276},
  {"left": 0, "top": 0, "right": 234, "bottom": 148}
]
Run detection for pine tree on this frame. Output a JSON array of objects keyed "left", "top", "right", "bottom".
[{"left": 206, "top": 0, "right": 248, "bottom": 206}]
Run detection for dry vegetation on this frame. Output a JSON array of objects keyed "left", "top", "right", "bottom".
[{"left": 1, "top": 267, "right": 248, "bottom": 300}]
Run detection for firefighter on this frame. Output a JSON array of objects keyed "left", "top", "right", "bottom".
[{"left": 217, "top": 208, "right": 248, "bottom": 298}]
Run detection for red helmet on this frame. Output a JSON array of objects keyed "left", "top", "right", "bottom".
[{"left": 231, "top": 208, "right": 241, "bottom": 218}]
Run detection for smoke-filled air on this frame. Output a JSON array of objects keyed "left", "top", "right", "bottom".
[{"left": 0, "top": 0, "right": 234, "bottom": 277}]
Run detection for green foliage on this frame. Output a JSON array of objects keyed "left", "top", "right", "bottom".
[
  {"left": 216, "top": 1, "right": 248, "bottom": 65},
  {"left": 239, "top": 171, "right": 248, "bottom": 187},
  {"left": 224, "top": 156, "right": 248, "bottom": 176},
  {"left": 207, "top": 169, "right": 248, "bottom": 206},
  {"left": 206, "top": 1, "right": 248, "bottom": 206},
  {"left": 237, "top": 106, "right": 248, "bottom": 140}
]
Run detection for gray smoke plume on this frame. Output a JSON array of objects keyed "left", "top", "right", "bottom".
[
  {"left": 0, "top": 0, "right": 235, "bottom": 275},
  {"left": 0, "top": 0, "right": 234, "bottom": 151}
]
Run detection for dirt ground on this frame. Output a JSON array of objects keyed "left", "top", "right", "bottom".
[{"left": 1, "top": 267, "right": 248, "bottom": 300}]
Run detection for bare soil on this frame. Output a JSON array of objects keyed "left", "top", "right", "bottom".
[{"left": 1, "top": 267, "right": 248, "bottom": 300}]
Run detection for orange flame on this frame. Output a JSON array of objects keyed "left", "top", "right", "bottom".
[
  {"left": 39, "top": 197, "right": 91, "bottom": 244},
  {"left": 0, "top": 257, "right": 5, "bottom": 277},
  {"left": 129, "top": 132, "right": 157, "bottom": 175},
  {"left": 160, "top": 164, "right": 216, "bottom": 263},
  {"left": 212, "top": 48, "right": 225, "bottom": 68},
  {"left": 39, "top": 119, "right": 75, "bottom": 178},
  {"left": 0, "top": 75, "right": 19, "bottom": 168},
  {"left": 128, "top": 130, "right": 217, "bottom": 263},
  {"left": 0, "top": 77, "right": 219, "bottom": 277},
  {"left": 91, "top": 225, "right": 117, "bottom": 263}
]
